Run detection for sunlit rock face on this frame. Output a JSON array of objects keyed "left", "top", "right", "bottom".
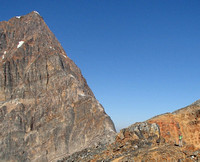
[
  {"left": 0, "top": 11, "right": 116, "bottom": 162},
  {"left": 61, "top": 101, "right": 200, "bottom": 161}
]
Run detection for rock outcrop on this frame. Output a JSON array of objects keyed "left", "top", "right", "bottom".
[
  {"left": 0, "top": 11, "right": 116, "bottom": 162},
  {"left": 60, "top": 100, "right": 200, "bottom": 161}
]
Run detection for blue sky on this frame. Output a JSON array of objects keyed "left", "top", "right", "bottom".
[{"left": 1, "top": 1, "right": 200, "bottom": 131}]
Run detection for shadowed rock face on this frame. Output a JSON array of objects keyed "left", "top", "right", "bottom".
[{"left": 0, "top": 11, "right": 116, "bottom": 162}]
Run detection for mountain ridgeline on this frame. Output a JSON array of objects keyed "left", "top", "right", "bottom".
[{"left": 60, "top": 101, "right": 200, "bottom": 161}]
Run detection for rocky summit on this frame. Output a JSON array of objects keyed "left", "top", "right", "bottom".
[
  {"left": 0, "top": 11, "right": 116, "bottom": 162},
  {"left": 60, "top": 101, "right": 200, "bottom": 161}
]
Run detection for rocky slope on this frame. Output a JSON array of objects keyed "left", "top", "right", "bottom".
[
  {"left": 60, "top": 100, "right": 200, "bottom": 161},
  {"left": 0, "top": 11, "right": 116, "bottom": 162}
]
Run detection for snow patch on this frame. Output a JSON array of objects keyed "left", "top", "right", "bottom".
[
  {"left": 33, "top": 11, "right": 40, "bottom": 15},
  {"left": 69, "top": 74, "right": 75, "bottom": 78},
  {"left": 17, "top": 41, "right": 24, "bottom": 48},
  {"left": 16, "top": 16, "right": 21, "bottom": 19},
  {"left": 2, "top": 55, "right": 4, "bottom": 59},
  {"left": 79, "top": 93, "right": 86, "bottom": 97},
  {"left": 49, "top": 46, "right": 55, "bottom": 50},
  {"left": 63, "top": 55, "right": 66, "bottom": 58},
  {"left": 4, "top": 51, "right": 6, "bottom": 54},
  {"left": 78, "top": 89, "right": 86, "bottom": 97}
]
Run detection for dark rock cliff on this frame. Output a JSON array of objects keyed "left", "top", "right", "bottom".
[{"left": 0, "top": 11, "right": 116, "bottom": 162}]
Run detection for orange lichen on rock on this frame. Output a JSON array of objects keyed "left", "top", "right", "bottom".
[
  {"left": 148, "top": 104, "right": 200, "bottom": 149},
  {"left": 60, "top": 100, "right": 200, "bottom": 161}
]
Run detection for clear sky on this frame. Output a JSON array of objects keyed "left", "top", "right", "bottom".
[{"left": 1, "top": 0, "right": 200, "bottom": 131}]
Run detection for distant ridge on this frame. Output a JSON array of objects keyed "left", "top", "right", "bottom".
[{"left": 61, "top": 99, "right": 200, "bottom": 161}]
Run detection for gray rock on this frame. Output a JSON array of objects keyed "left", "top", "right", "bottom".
[{"left": 0, "top": 11, "right": 116, "bottom": 162}]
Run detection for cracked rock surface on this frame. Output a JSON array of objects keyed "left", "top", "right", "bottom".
[{"left": 0, "top": 11, "right": 116, "bottom": 162}]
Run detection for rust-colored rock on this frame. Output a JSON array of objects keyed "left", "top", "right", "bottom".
[
  {"left": 0, "top": 11, "right": 116, "bottom": 162},
  {"left": 61, "top": 101, "right": 200, "bottom": 161},
  {"left": 148, "top": 102, "right": 200, "bottom": 149}
]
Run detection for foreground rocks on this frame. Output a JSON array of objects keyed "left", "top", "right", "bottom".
[
  {"left": 60, "top": 101, "right": 200, "bottom": 161},
  {"left": 0, "top": 11, "right": 116, "bottom": 162}
]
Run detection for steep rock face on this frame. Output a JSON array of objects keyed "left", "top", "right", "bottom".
[
  {"left": 62, "top": 100, "right": 200, "bottom": 161},
  {"left": 0, "top": 11, "right": 116, "bottom": 162}
]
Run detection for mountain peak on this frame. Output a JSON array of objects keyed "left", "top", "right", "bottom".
[
  {"left": 0, "top": 12, "right": 116, "bottom": 161},
  {"left": 32, "top": 10, "right": 40, "bottom": 15},
  {"left": 8, "top": 11, "right": 43, "bottom": 24},
  {"left": 0, "top": 11, "right": 63, "bottom": 63},
  {"left": 14, "top": 11, "right": 41, "bottom": 19}
]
